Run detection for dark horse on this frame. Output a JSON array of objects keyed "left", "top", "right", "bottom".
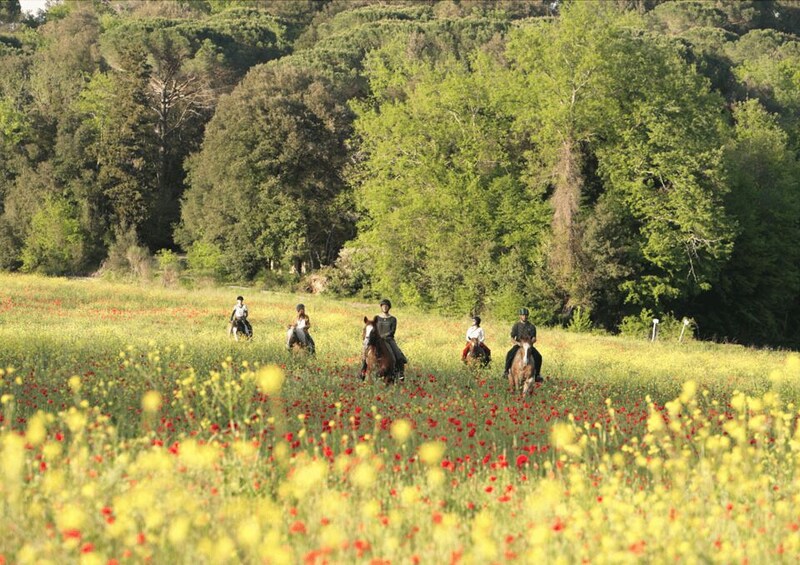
[
  {"left": 228, "top": 318, "right": 253, "bottom": 341},
  {"left": 286, "top": 326, "right": 315, "bottom": 354},
  {"left": 465, "top": 337, "right": 490, "bottom": 367},
  {"left": 362, "top": 316, "right": 397, "bottom": 383}
]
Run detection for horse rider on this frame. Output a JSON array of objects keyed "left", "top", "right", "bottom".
[
  {"left": 287, "top": 303, "right": 316, "bottom": 353},
  {"left": 461, "top": 315, "right": 491, "bottom": 362},
  {"left": 502, "top": 308, "right": 542, "bottom": 382},
  {"left": 230, "top": 295, "right": 252, "bottom": 338},
  {"left": 361, "top": 298, "right": 408, "bottom": 381}
]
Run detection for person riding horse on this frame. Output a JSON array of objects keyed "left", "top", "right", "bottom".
[
  {"left": 361, "top": 299, "right": 407, "bottom": 381},
  {"left": 287, "top": 303, "right": 316, "bottom": 353},
  {"left": 462, "top": 315, "right": 491, "bottom": 364},
  {"left": 503, "top": 308, "right": 542, "bottom": 382},
  {"left": 229, "top": 295, "right": 253, "bottom": 339}
]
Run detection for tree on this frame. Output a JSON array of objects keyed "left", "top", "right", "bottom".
[
  {"left": 79, "top": 43, "right": 157, "bottom": 239},
  {"left": 692, "top": 100, "right": 800, "bottom": 346},
  {"left": 178, "top": 61, "right": 352, "bottom": 277},
  {"left": 20, "top": 195, "right": 86, "bottom": 275},
  {"left": 348, "top": 33, "right": 552, "bottom": 314},
  {"left": 0, "top": 0, "right": 21, "bottom": 25},
  {"left": 502, "top": 1, "right": 734, "bottom": 322}
]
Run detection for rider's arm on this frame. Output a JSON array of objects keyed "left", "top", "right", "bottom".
[{"left": 384, "top": 316, "right": 397, "bottom": 339}]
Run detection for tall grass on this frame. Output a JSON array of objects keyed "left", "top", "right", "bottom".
[{"left": 1, "top": 273, "right": 799, "bottom": 563}]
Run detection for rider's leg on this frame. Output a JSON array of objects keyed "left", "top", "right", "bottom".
[
  {"left": 531, "top": 347, "right": 543, "bottom": 380},
  {"left": 286, "top": 328, "right": 294, "bottom": 349},
  {"left": 503, "top": 345, "right": 519, "bottom": 377},
  {"left": 306, "top": 333, "right": 316, "bottom": 354},
  {"left": 360, "top": 344, "right": 368, "bottom": 379}
]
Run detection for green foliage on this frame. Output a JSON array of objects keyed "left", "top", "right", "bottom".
[
  {"left": 350, "top": 44, "right": 547, "bottom": 313},
  {"left": 20, "top": 196, "right": 87, "bottom": 275},
  {"left": 619, "top": 309, "right": 694, "bottom": 342},
  {"left": 179, "top": 61, "right": 352, "bottom": 276},
  {"left": 567, "top": 306, "right": 593, "bottom": 334},
  {"left": 186, "top": 241, "right": 224, "bottom": 280},
  {"left": 321, "top": 246, "right": 373, "bottom": 297},
  {"left": 504, "top": 2, "right": 734, "bottom": 316},
  {"left": 103, "top": 227, "right": 153, "bottom": 280},
  {"left": 0, "top": 97, "right": 27, "bottom": 145},
  {"left": 155, "top": 248, "right": 183, "bottom": 287},
  {"left": 0, "top": 0, "right": 21, "bottom": 24},
  {"left": 693, "top": 100, "right": 800, "bottom": 346}
]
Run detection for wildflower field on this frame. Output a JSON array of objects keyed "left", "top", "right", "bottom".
[{"left": 1, "top": 274, "right": 799, "bottom": 564}]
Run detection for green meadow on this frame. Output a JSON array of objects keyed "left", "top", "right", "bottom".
[{"left": 1, "top": 273, "right": 799, "bottom": 563}]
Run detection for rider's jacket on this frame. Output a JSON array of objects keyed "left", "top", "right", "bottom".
[
  {"left": 294, "top": 314, "right": 310, "bottom": 332},
  {"left": 376, "top": 315, "right": 397, "bottom": 340},
  {"left": 465, "top": 325, "right": 485, "bottom": 342},
  {"left": 510, "top": 320, "right": 537, "bottom": 341},
  {"left": 231, "top": 304, "right": 248, "bottom": 320}
]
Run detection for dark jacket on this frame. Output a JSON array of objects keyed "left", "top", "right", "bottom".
[
  {"left": 376, "top": 315, "right": 397, "bottom": 340},
  {"left": 510, "top": 320, "right": 537, "bottom": 341}
]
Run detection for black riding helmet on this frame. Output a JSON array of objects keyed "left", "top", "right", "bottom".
[
  {"left": 379, "top": 299, "right": 392, "bottom": 309},
  {"left": 296, "top": 303, "right": 305, "bottom": 312},
  {"left": 472, "top": 316, "right": 481, "bottom": 325},
  {"left": 519, "top": 307, "right": 529, "bottom": 316},
  {"left": 237, "top": 296, "right": 244, "bottom": 301}
]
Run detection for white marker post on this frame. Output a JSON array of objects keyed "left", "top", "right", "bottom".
[
  {"left": 679, "top": 317, "right": 690, "bottom": 343},
  {"left": 651, "top": 318, "right": 660, "bottom": 342}
]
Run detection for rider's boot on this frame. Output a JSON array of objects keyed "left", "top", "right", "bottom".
[{"left": 359, "top": 360, "right": 367, "bottom": 381}]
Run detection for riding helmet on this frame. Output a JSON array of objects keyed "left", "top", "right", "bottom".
[
  {"left": 473, "top": 316, "right": 481, "bottom": 325},
  {"left": 237, "top": 296, "right": 244, "bottom": 301},
  {"left": 296, "top": 303, "right": 305, "bottom": 311},
  {"left": 518, "top": 307, "right": 529, "bottom": 316},
  {"left": 379, "top": 298, "right": 392, "bottom": 309}
]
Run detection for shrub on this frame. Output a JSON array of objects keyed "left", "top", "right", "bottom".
[
  {"left": 20, "top": 197, "right": 87, "bottom": 276},
  {"left": 103, "top": 228, "right": 153, "bottom": 280},
  {"left": 323, "top": 246, "right": 372, "bottom": 296},
  {"left": 156, "top": 249, "right": 183, "bottom": 287},
  {"left": 567, "top": 306, "right": 593, "bottom": 333},
  {"left": 186, "top": 241, "right": 224, "bottom": 280},
  {"left": 619, "top": 309, "right": 695, "bottom": 342}
]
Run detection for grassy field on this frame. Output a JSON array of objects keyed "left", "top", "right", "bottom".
[{"left": 1, "top": 273, "right": 799, "bottom": 563}]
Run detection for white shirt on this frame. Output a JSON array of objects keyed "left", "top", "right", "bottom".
[
  {"left": 232, "top": 303, "right": 248, "bottom": 319},
  {"left": 465, "top": 325, "right": 485, "bottom": 342}
]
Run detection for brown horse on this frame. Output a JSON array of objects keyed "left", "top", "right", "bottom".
[
  {"left": 362, "top": 316, "right": 396, "bottom": 383},
  {"left": 465, "top": 337, "right": 490, "bottom": 367},
  {"left": 509, "top": 337, "right": 534, "bottom": 394}
]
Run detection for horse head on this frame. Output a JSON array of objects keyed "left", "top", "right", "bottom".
[
  {"left": 467, "top": 337, "right": 482, "bottom": 355},
  {"left": 362, "top": 316, "right": 380, "bottom": 347}
]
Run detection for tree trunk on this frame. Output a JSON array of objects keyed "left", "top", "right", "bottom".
[{"left": 548, "top": 138, "right": 589, "bottom": 310}]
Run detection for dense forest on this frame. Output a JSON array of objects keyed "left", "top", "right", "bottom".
[{"left": 2, "top": 0, "right": 800, "bottom": 347}]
